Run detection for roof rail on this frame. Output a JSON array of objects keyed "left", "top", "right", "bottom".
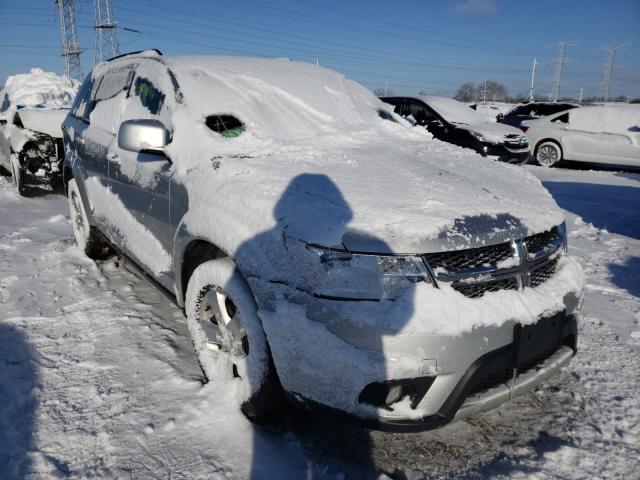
[{"left": 106, "top": 49, "right": 162, "bottom": 62}]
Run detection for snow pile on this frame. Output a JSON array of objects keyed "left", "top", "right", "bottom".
[
  {"left": 1, "top": 68, "right": 78, "bottom": 109},
  {"left": 569, "top": 105, "right": 640, "bottom": 135}
]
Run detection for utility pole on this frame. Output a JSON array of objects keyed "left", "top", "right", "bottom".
[
  {"left": 384, "top": 80, "right": 388, "bottom": 96},
  {"left": 529, "top": 57, "right": 537, "bottom": 102},
  {"left": 551, "top": 41, "right": 567, "bottom": 102},
  {"left": 94, "top": 0, "right": 119, "bottom": 63},
  {"left": 482, "top": 80, "right": 487, "bottom": 103},
  {"left": 600, "top": 45, "right": 623, "bottom": 102},
  {"left": 311, "top": 58, "right": 319, "bottom": 65},
  {"left": 578, "top": 88, "right": 583, "bottom": 103},
  {"left": 56, "top": 0, "right": 83, "bottom": 81}
]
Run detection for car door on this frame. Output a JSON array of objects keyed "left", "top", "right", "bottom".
[
  {"left": 108, "top": 60, "right": 177, "bottom": 285},
  {"left": 554, "top": 109, "right": 600, "bottom": 162},
  {"left": 596, "top": 109, "right": 640, "bottom": 166}
]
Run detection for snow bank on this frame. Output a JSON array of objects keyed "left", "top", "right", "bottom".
[
  {"left": 570, "top": 105, "right": 640, "bottom": 135},
  {"left": 1, "top": 68, "right": 77, "bottom": 109}
]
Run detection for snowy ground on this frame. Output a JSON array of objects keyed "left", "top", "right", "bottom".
[{"left": 1, "top": 164, "right": 638, "bottom": 479}]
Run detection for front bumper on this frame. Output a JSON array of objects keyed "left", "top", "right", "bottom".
[
  {"left": 283, "top": 312, "right": 577, "bottom": 432},
  {"left": 481, "top": 143, "right": 529, "bottom": 164}
]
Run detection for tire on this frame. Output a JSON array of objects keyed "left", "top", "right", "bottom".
[
  {"left": 535, "top": 141, "right": 562, "bottom": 167},
  {"left": 67, "top": 178, "right": 108, "bottom": 259},
  {"left": 185, "top": 258, "right": 281, "bottom": 420},
  {"left": 10, "top": 154, "right": 26, "bottom": 196}
]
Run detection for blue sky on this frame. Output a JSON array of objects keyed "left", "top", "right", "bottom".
[{"left": 1, "top": 0, "right": 639, "bottom": 99}]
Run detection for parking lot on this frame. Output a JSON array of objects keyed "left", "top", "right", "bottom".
[{"left": 1, "top": 163, "right": 638, "bottom": 479}]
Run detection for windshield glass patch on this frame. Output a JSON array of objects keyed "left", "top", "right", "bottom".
[{"left": 206, "top": 115, "right": 245, "bottom": 137}]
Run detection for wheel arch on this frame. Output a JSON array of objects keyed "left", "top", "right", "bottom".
[
  {"left": 535, "top": 138, "right": 564, "bottom": 158},
  {"left": 177, "top": 238, "right": 228, "bottom": 308}
]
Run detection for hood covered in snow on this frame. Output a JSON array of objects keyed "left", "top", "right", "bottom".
[
  {"left": 16, "top": 108, "right": 68, "bottom": 138},
  {"left": 421, "top": 96, "right": 525, "bottom": 143}
]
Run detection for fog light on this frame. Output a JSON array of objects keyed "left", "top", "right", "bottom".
[{"left": 385, "top": 385, "right": 404, "bottom": 406}]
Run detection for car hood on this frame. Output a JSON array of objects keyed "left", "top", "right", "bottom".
[
  {"left": 15, "top": 107, "right": 68, "bottom": 138},
  {"left": 177, "top": 135, "right": 564, "bottom": 255},
  {"left": 453, "top": 121, "right": 526, "bottom": 144}
]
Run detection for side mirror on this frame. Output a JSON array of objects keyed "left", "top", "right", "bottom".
[
  {"left": 496, "top": 113, "right": 504, "bottom": 122},
  {"left": 118, "top": 119, "right": 171, "bottom": 153}
]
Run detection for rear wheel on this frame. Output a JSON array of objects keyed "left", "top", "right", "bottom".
[
  {"left": 185, "top": 258, "right": 281, "bottom": 420},
  {"left": 535, "top": 141, "right": 562, "bottom": 167},
  {"left": 67, "top": 178, "right": 109, "bottom": 258}
]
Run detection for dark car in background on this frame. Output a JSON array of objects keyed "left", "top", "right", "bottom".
[
  {"left": 382, "top": 95, "right": 530, "bottom": 164},
  {"left": 497, "top": 102, "right": 581, "bottom": 129}
]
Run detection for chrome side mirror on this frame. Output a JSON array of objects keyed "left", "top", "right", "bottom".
[{"left": 118, "top": 119, "right": 171, "bottom": 153}]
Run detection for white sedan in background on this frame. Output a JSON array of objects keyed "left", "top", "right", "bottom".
[{"left": 522, "top": 105, "right": 640, "bottom": 167}]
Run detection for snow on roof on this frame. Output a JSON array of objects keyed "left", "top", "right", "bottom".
[
  {"left": 569, "top": 105, "right": 640, "bottom": 135},
  {"left": 1, "top": 68, "right": 78, "bottom": 109},
  {"left": 419, "top": 95, "right": 488, "bottom": 124}
]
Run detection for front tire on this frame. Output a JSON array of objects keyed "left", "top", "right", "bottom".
[
  {"left": 67, "top": 178, "right": 108, "bottom": 258},
  {"left": 185, "top": 258, "right": 280, "bottom": 420},
  {"left": 535, "top": 141, "right": 562, "bottom": 167},
  {"left": 10, "top": 154, "right": 26, "bottom": 196}
]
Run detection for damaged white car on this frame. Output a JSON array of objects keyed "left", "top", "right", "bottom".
[
  {"left": 0, "top": 69, "right": 76, "bottom": 194},
  {"left": 63, "top": 51, "right": 584, "bottom": 430}
]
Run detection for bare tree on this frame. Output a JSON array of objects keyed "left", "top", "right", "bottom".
[
  {"left": 454, "top": 82, "right": 477, "bottom": 102},
  {"left": 478, "top": 80, "right": 508, "bottom": 102}
]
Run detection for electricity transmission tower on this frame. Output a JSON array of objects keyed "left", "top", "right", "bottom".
[
  {"left": 56, "top": 0, "right": 83, "bottom": 81},
  {"left": 600, "top": 45, "right": 623, "bottom": 102},
  {"left": 94, "top": 0, "right": 119, "bottom": 63},
  {"left": 550, "top": 41, "right": 567, "bottom": 101}
]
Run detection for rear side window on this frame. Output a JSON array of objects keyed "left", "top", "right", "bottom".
[
  {"left": 552, "top": 113, "right": 569, "bottom": 124},
  {"left": 70, "top": 74, "right": 95, "bottom": 122},
  {"left": 94, "top": 64, "right": 135, "bottom": 103}
]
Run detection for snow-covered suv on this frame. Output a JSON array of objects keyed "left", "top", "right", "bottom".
[{"left": 62, "top": 51, "right": 584, "bottom": 430}]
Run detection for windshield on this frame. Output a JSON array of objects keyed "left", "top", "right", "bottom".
[{"left": 424, "top": 96, "right": 487, "bottom": 125}]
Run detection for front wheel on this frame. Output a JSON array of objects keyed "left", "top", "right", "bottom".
[
  {"left": 67, "top": 178, "right": 109, "bottom": 258},
  {"left": 10, "top": 154, "right": 26, "bottom": 196},
  {"left": 185, "top": 258, "right": 281, "bottom": 420},
  {"left": 535, "top": 141, "right": 562, "bottom": 167}
]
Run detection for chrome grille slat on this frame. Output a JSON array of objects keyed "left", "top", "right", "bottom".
[{"left": 424, "top": 227, "right": 562, "bottom": 298}]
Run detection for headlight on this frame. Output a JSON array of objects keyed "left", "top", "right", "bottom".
[
  {"left": 469, "top": 131, "right": 486, "bottom": 142},
  {"left": 306, "top": 245, "right": 435, "bottom": 300}
]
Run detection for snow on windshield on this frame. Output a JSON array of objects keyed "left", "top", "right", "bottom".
[
  {"left": 0, "top": 68, "right": 78, "bottom": 109},
  {"left": 422, "top": 96, "right": 487, "bottom": 124}
]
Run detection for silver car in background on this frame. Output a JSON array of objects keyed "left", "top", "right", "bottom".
[
  {"left": 62, "top": 50, "right": 583, "bottom": 430},
  {"left": 523, "top": 105, "right": 640, "bottom": 168}
]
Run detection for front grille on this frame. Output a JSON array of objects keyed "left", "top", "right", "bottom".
[
  {"left": 424, "top": 242, "right": 513, "bottom": 274},
  {"left": 454, "top": 277, "right": 519, "bottom": 298},
  {"left": 525, "top": 226, "right": 560, "bottom": 255},
  {"left": 425, "top": 227, "right": 562, "bottom": 298},
  {"left": 468, "top": 346, "right": 559, "bottom": 396},
  {"left": 530, "top": 258, "right": 559, "bottom": 288}
]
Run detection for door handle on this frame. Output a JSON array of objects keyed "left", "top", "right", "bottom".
[{"left": 107, "top": 153, "right": 120, "bottom": 163}]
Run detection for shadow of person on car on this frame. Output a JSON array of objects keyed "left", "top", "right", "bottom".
[
  {"left": 0, "top": 323, "right": 39, "bottom": 478},
  {"left": 230, "top": 173, "right": 418, "bottom": 478}
]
